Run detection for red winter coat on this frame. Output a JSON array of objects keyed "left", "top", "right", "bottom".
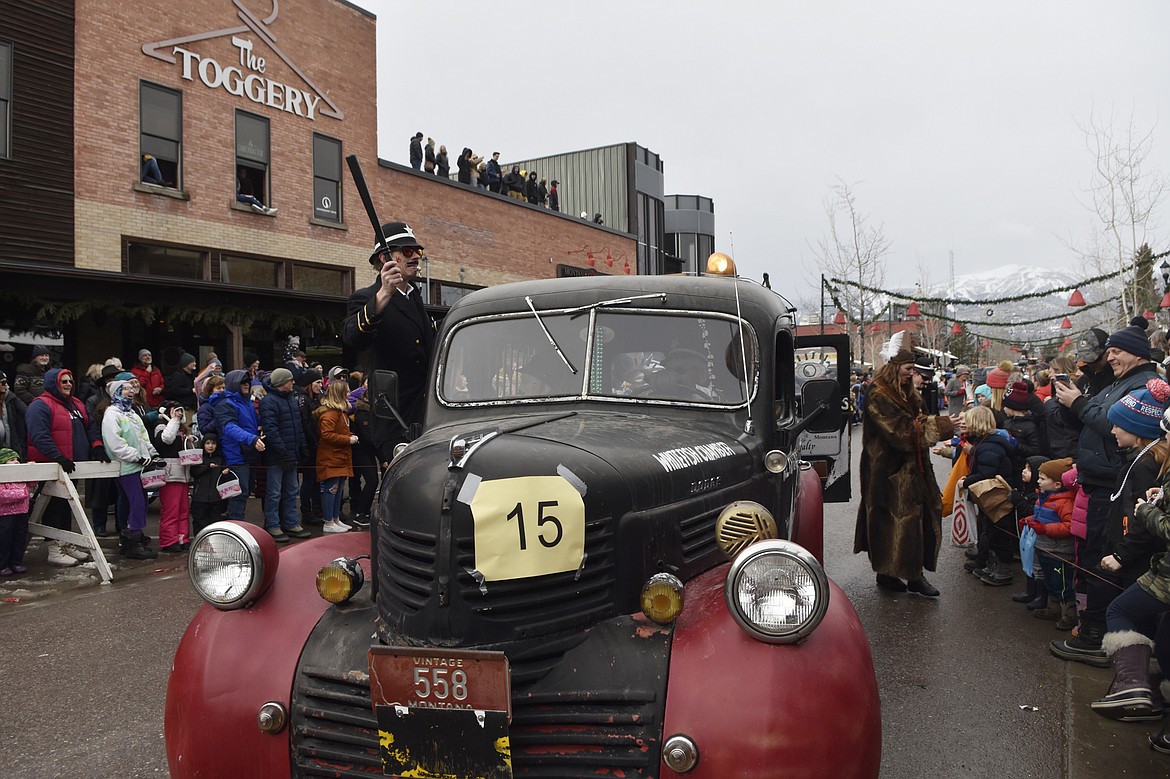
[
  {"left": 314, "top": 408, "right": 353, "bottom": 481},
  {"left": 131, "top": 364, "right": 166, "bottom": 408}
]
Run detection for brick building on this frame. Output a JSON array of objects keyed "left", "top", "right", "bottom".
[{"left": 0, "top": 0, "right": 632, "bottom": 376}]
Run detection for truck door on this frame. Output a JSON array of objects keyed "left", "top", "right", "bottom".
[{"left": 793, "top": 334, "right": 851, "bottom": 502}]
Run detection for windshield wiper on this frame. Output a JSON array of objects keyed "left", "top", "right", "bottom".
[
  {"left": 524, "top": 296, "right": 577, "bottom": 374},
  {"left": 565, "top": 292, "right": 667, "bottom": 318}
]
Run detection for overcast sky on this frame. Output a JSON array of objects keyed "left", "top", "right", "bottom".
[{"left": 356, "top": 1, "right": 1170, "bottom": 306}]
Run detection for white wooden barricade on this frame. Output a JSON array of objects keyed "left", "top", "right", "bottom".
[{"left": 1, "top": 460, "right": 122, "bottom": 584}]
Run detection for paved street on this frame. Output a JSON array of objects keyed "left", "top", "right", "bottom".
[{"left": 0, "top": 442, "right": 1166, "bottom": 778}]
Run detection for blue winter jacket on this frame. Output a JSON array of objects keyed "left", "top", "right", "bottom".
[
  {"left": 258, "top": 382, "right": 306, "bottom": 465},
  {"left": 966, "top": 432, "right": 1017, "bottom": 486},
  {"left": 210, "top": 389, "right": 260, "bottom": 466}
]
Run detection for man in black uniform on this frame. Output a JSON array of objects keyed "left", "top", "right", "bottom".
[{"left": 342, "top": 221, "right": 435, "bottom": 452}]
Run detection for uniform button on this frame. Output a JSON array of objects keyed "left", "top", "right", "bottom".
[{"left": 415, "top": 339, "right": 420, "bottom": 345}]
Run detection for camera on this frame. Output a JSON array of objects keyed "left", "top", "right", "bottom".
[{"left": 1054, "top": 373, "right": 1069, "bottom": 383}]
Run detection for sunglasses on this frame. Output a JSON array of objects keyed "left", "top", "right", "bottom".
[{"left": 395, "top": 247, "right": 421, "bottom": 260}]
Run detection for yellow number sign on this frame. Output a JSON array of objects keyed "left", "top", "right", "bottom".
[{"left": 470, "top": 476, "right": 585, "bottom": 581}]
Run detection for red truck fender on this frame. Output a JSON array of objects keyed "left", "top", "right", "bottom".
[
  {"left": 792, "top": 463, "right": 826, "bottom": 563},
  {"left": 165, "top": 528, "right": 370, "bottom": 778},
  {"left": 660, "top": 564, "right": 881, "bottom": 778}
]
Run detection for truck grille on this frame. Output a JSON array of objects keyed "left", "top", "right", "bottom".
[
  {"left": 291, "top": 617, "right": 668, "bottom": 779},
  {"left": 379, "top": 515, "right": 617, "bottom": 640}
]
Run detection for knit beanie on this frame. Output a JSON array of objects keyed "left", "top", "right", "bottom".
[
  {"left": 298, "top": 369, "right": 322, "bottom": 387},
  {"left": 1105, "top": 317, "right": 1152, "bottom": 359},
  {"left": 31, "top": 345, "right": 51, "bottom": 358},
  {"left": 1107, "top": 378, "right": 1170, "bottom": 441},
  {"left": 1039, "top": 457, "right": 1075, "bottom": 484},
  {"left": 0, "top": 448, "right": 19, "bottom": 464},
  {"left": 268, "top": 367, "right": 294, "bottom": 387},
  {"left": 180, "top": 352, "right": 196, "bottom": 368},
  {"left": 115, "top": 371, "right": 134, "bottom": 382},
  {"left": 986, "top": 360, "right": 1013, "bottom": 389},
  {"left": 1002, "top": 380, "right": 1032, "bottom": 410}
]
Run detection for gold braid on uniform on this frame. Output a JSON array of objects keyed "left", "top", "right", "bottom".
[{"left": 356, "top": 302, "right": 383, "bottom": 333}]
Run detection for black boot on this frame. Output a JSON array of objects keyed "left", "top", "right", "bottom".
[
  {"left": 1049, "top": 616, "right": 1109, "bottom": 667},
  {"left": 1026, "top": 580, "right": 1049, "bottom": 609},
  {"left": 1012, "top": 576, "right": 1038, "bottom": 603},
  {"left": 1091, "top": 632, "right": 1155, "bottom": 719},
  {"left": 120, "top": 531, "right": 158, "bottom": 560}
]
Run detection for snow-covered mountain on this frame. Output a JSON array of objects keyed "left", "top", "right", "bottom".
[{"left": 907, "top": 263, "right": 1119, "bottom": 344}]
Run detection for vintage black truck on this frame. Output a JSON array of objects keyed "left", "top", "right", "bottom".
[{"left": 167, "top": 263, "right": 879, "bottom": 778}]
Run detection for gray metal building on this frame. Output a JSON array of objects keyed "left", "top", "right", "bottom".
[
  {"left": 664, "top": 194, "right": 716, "bottom": 275},
  {"left": 506, "top": 142, "right": 667, "bottom": 275}
]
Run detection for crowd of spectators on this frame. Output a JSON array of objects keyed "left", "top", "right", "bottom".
[
  {"left": 854, "top": 317, "right": 1170, "bottom": 753},
  {"left": 0, "top": 340, "right": 380, "bottom": 574},
  {"left": 410, "top": 132, "right": 576, "bottom": 216}
]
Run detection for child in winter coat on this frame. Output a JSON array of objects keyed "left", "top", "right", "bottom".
[
  {"left": 0, "top": 448, "right": 34, "bottom": 575},
  {"left": 1011, "top": 455, "right": 1049, "bottom": 607},
  {"left": 152, "top": 403, "right": 192, "bottom": 552},
  {"left": 957, "top": 405, "right": 1019, "bottom": 586},
  {"left": 102, "top": 377, "right": 161, "bottom": 560},
  {"left": 315, "top": 378, "right": 356, "bottom": 534},
  {"left": 1020, "top": 458, "right": 1077, "bottom": 628},
  {"left": 189, "top": 434, "right": 227, "bottom": 538}
]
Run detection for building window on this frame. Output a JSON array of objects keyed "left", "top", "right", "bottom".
[
  {"left": 312, "top": 134, "right": 342, "bottom": 222},
  {"left": 139, "top": 82, "right": 182, "bottom": 186},
  {"left": 235, "top": 110, "right": 271, "bottom": 208},
  {"left": 127, "top": 242, "right": 205, "bottom": 280},
  {"left": 292, "top": 263, "right": 349, "bottom": 295},
  {"left": 221, "top": 254, "right": 281, "bottom": 288},
  {"left": 432, "top": 280, "right": 480, "bottom": 308}
]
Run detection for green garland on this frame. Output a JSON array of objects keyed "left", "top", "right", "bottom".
[
  {"left": 823, "top": 286, "right": 1116, "bottom": 329},
  {"left": 825, "top": 247, "right": 1169, "bottom": 307}
]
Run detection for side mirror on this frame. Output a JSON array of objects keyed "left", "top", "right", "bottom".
[
  {"left": 370, "top": 370, "right": 404, "bottom": 447},
  {"left": 800, "top": 378, "right": 844, "bottom": 434}
]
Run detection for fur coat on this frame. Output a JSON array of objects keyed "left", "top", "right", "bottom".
[{"left": 854, "top": 379, "right": 952, "bottom": 580}]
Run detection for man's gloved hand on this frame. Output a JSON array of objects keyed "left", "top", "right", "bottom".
[
  {"left": 138, "top": 457, "right": 152, "bottom": 467},
  {"left": 149, "top": 458, "right": 167, "bottom": 471},
  {"left": 54, "top": 455, "right": 76, "bottom": 474},
  {"left": 92, "top": 443, "right": 112, "bottom": 463}
]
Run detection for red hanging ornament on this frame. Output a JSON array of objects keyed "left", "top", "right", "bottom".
[
  {"left": 906, "top": 301, "right": 921, "bottom": 317},
  {"left": 586, "top": 251, "right": 595, "bottom": 267},
  {"left": 983, "top": 339, "right": 991, "bottom": 349},
  {"left": 1067, "top": 289, "right": 1085, "bottom": 307},
  {"left": 834, "top": 310, "right": 847, "bottom": 325},
  {"left": 605, "top": 252, "right": 614, "bottom": 268},
  {"left": 1060, "top": 316, "right": 1072, "bottom": 330},
  {"left": 1144, "top": 308, "right": 1156, "bottom": 320},
  {"left": 1161, "top": 291, "right": 1170, "bottom": 309},
  {"left": 1061, "top": 337, "right": 1072, "bottom": 349},
  {"left": 623, "top": 258, "right": 631, "bottom": 275},
  {"left": 951, "top": 322, "right": 962, "bottom": 334}
]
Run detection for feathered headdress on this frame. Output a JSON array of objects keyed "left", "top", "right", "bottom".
[{"left": 880, "top": 331, "right": 915, "bottom": 365}]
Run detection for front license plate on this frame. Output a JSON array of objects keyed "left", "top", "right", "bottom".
[
  {"left": 368, "top": 646, "right": 511, "bottom": 717},
  {"left": 369, "top": 647, "right": 513, "bottom": 777}
]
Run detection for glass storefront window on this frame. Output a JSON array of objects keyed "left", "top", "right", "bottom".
[
  {"left": 292, "top": 264, "right": 348, "bottom": 295},
  {"left": 127, "top": 243, "right": 205, "bottom": 280},
  {"left": 221, "top": 255, "right": 280, "bottom": 287}
]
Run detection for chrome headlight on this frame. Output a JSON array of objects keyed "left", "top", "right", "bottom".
[
  {"left": 724, "top": 539, "right": 829, "bottom": 643},
  {"left": 189, "top": 522, "right": 279, "bottom": 610}
]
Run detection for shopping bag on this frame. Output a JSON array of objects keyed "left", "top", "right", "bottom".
[
  {"left": 217, "top": 469, "right": 242, "bottom": 499},
  {"left": 942, "top": 450, "right": 970, "bottom": 517},
  {"left": 178, "top": 436, "right": 203, "bottom": 466},
  {"left": 951, "top": 489, "right": 977, "bottom": 547},
  {"left": 1019, "top": 525, "right": 1038, "bottom": 574},
  {"left": 967, "top": 475, "right": 1014, "bottom": 522}
]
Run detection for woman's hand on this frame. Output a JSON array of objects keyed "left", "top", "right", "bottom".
[
  {"left": 349, "top": 435, "right": 359, "bottom": 445},
  {"left": 1099, "top": 555, "right": 1121, "bottom": 573}
]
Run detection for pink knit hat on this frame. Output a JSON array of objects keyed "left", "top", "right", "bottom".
[{"left": 986, "top": 367, "right": 1010, "bottom": 389}]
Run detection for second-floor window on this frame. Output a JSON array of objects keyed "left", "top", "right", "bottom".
[
  {"left": 235, "top": 110, "right": 271, "bottom": 209},
  {"left": 313, "top": 133, "right": 342, "bottom": 222},
  {"left": 139, "top": 82, "right": 182, "bottom": 186}
]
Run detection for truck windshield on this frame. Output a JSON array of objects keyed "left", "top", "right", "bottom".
[{"left": 440, "top": 309, "right": 757, "bottom": 406}]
